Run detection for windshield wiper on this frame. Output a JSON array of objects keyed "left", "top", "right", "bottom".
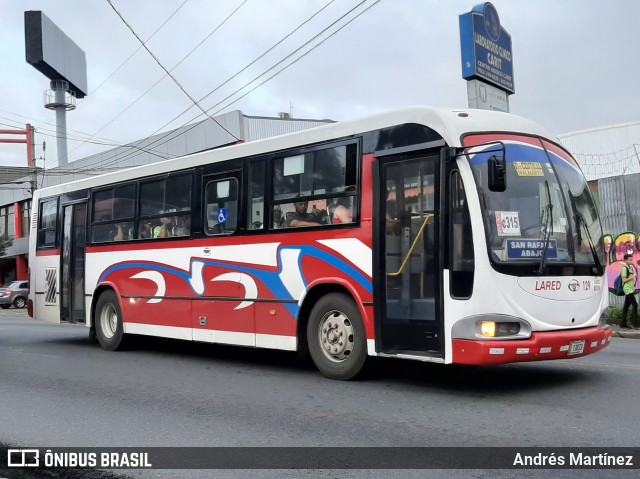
[
  {"left": 536, "top": 180, "right": 553, "bottom": 275},
  {"left": 575, "top": 212, "right": 603, "bottom": 275}
]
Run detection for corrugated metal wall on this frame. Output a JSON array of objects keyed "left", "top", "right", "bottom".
[
  {"left": 243, "top": 116, "right": 333, "bottom": 141},
  {"left": 599, "top": 175, "right": 629, "bottom": 234},
  {"left": 598, "top": 173, "right": 640, "bottom": 234}
]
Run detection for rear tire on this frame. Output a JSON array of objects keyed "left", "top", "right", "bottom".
[
  {"left": 307, "top": 293, "right": 367, "bottom": 380},
  {"left": 94, "top": 290, "right": 126, "bottom": 351},
  {"left": 13, "top": 297, "right": 26, "bottom": 309}
]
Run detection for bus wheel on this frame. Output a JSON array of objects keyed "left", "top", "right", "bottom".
[
  {"left": 307, "top": 293, "right": 367, "bottom": 380},
  {"left": 95, "top": 290, "right": 125, "bottom": 351}
]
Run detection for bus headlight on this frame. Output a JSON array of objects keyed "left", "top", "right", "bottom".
[
  {"left": 479, "top": 321, "right": 521, "bottom": 338},
  {"left": 452, "top": 315, "right": 532, "bottom": 340}
]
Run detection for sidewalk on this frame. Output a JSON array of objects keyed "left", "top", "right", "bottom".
[{"left": 610, "top": 324, "right": 640, "bottom": 339}]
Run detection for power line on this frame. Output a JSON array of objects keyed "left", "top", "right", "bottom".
[
  {"left": 106, "top": 0, "right": 244, "bottom": 142},
  {"left": 35, "top": 129, "right": 174, "bottom": 160},
  {"left": 62, "top": 0, "right": 191, "bottom": 160},
  {"left": 1, "top": 115, "right": 176, "bottom": 164},
  {"left": 88, "top": 0, "right": 190, "bottom": 97},
  {"left": 39, "top": 0, "right": 379, "bottom": 177},
  {"left": 192, "top": 0, "right": 338, "bottom": 111},
  {"left": 83, "top": 0, "right": 376, "bottom": 173},
  {"left": 41, "top": 0, "right": 339, "bottom": 175},
  {"left": 207, "top": 0, "right": 382, "bottom": 116},
  {"left": 65, "top": 0, "right": 248, "bottom": 164},
  {"left": 0, "top": 110, "right": 125, "bottom": 150},
  {"left": 113, "top": 0, "right": 339, "bottom": 156},
  {"left": 6, "top": 0, "right": 240, "bottom": 170}
]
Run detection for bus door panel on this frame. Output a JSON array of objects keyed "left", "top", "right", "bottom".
[
  {"left": 60, "top": 203, "right": 87, "bottom": 324},
  {"left": 193, "top": 169, "right": 255, "bottom": 346},
  {"left": 376, "top": 154, "right": 442, "bottom": 356},
  {"left": 191, "top": 272, "right": 256, "bottom": 346}
]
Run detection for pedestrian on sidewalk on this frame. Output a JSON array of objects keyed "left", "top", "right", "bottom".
[{"left": 620, "top": 253, "right": 638, "bottom": 329}]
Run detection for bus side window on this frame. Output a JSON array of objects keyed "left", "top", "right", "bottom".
[
  {"left": 271, "top": 143, "right": 358, "bottom": 229},
  {"left": 205, "top": 178, "right": 238, "bottom": 235},
  {"left": 37, "top": 198, "right": 59, "bottom": 248},
  {"left": 449, "top": 170, "right": 474, "bottom": 298},
  {"left": 248, "top": 161, "right": 265, "bottom": 230}
]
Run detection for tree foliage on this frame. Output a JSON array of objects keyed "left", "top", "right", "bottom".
[{"left": 0, "top": 235, "right": 13, "bottom": 257}]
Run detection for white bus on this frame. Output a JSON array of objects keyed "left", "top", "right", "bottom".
[{"left": 28, "top": 107, "right": 611, "bottom": 380}]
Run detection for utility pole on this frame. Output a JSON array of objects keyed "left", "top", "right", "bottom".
[{"left": 30, "top": 140, "right": 44, "bottom": 196}]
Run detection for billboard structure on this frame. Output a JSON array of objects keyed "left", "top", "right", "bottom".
[
  {"left": 459, "top": 2, "right": 513, "bottom": 112},
  {"left": 25, "top": 11, "right": 88, "bottom": 166}
]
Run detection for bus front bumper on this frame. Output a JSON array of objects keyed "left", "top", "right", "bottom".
[{"left": 452, "top": 326, "right": 613, "bottom": 365}]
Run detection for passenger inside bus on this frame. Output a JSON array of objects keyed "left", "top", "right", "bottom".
[
  {"left": 140, "top": 221, "right": 153, "bottom": 239},
  {"left": 273, "top": 205, "right": 283, "bottom": 228},
  {"left": 331, "top": 197, "right": 353, "bottom": 224},
  {"left": 153, "top": 216, "right": 173, "bottom": 238},
  {"left": 111, "top": 223, "right": 128, "bottom": 241},
  {"left": 286, "top": 201, "right": 323, "bottom": 228},
  {"left": 173, "top": 216, "right": 190, "bottom": 236},
  {"left": 330, "top": 185, "right": 356, "bottom": 224}
]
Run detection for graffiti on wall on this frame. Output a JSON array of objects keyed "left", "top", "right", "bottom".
[{"left": 604, "top": 232, "right": 639, "bottom": 292}]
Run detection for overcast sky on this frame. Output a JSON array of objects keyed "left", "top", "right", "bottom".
[{"left": 1, "top": 0, "right": 638, "bottom": 168}]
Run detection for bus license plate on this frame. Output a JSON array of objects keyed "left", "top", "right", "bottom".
[{"left": 568, "top": 340, "right": 586, "bottom": 356}]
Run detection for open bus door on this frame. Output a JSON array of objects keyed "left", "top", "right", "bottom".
[
  {"left": 374, "top": 152, "right": 444, "bottom": 358},
  {"left": 60, "top": 202, "right": 87, "bottom": 324}
]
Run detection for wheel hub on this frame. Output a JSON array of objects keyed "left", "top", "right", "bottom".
[
  {"left": 100, "top": 304, "right": 117, "bottom": 339},
  {"left": 319, "top": 311, "right": 354, "bottom": 362}
]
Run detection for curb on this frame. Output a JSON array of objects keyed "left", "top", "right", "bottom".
[{"left": 610, "top": 326, "right": 640, "bottom": 339}]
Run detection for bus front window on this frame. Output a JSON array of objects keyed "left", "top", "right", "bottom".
[{"left": 466, "top": 136, "right": 602, "bottom": 271}]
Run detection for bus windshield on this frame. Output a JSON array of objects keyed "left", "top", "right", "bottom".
[{"left": 465, "top": 135, "right": 603, "bottom": 269}]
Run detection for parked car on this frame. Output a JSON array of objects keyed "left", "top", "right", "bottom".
[{"left": 0, "top": 281, "right": 29, "bottom": 309}]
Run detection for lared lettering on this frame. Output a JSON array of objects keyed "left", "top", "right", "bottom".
[{"left": 535, "top": 280, "right": 561, "bottom": 291}]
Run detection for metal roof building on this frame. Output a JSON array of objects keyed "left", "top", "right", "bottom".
[
  {"left": 0, "top": 110, "right": 333, "bottom": 283},
  {"left": 0, "top": 110, "right": 333, "bottom": 206}
]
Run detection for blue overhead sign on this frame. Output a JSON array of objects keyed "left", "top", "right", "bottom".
[{"left": 459, "top": 3, "right": 514, "bottom": 94}]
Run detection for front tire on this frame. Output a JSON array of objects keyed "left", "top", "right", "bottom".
[
  {"left": 94, "top": 290, "right": 126, "bottom": 351},
  {"left": 307, "top": 293, "right": 367, "bottom": 380}
]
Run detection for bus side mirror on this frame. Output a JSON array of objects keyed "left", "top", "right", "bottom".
[{"left": 488, "top": 155, "right": 507, "bottom": 192}]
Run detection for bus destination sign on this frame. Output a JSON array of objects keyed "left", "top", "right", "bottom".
[{"left": 506, "top": 239, "right": 558, "bottom": 260}]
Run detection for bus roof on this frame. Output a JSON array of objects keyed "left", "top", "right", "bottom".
[{"left": 35, "top": 106, "right": 553, "bottom": 198}]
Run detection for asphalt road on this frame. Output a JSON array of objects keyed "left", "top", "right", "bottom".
[{"left": 1, "top": 310, "right": 639, "bottom": 479}]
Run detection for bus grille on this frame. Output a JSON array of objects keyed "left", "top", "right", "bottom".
[{"left": 45, "top": 268, "right": 57, "bottom": 305}]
